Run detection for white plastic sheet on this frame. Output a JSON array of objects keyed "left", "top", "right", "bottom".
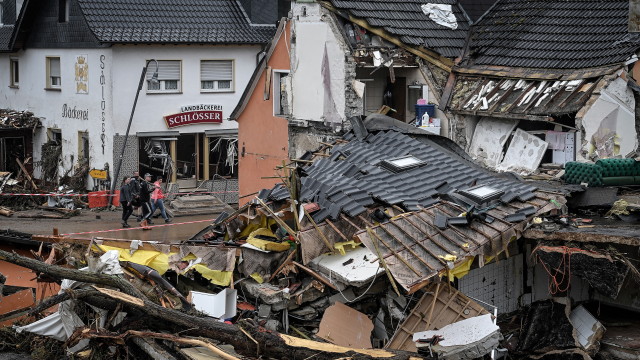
[{"left": 421, "top": 4, "right": 458, "bottom": 30}]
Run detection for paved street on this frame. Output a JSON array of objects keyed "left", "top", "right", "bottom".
[{"left": 0, "top": 210, "right": 215, "bottom": 243}]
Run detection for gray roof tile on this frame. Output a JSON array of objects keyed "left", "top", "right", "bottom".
[
  {"left": 76, "top": 0, "right": 275, "bottom": 44},
  {"left": 328, "top": 0, "right": 469, "bottom": 58},
  {"left": 467, "top": 0, "right": 639, "bottom": 69}
]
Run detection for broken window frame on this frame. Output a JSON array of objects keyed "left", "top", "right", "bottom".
[
  {"left": 46, "top": 56, "right": 61, "bottom": 90},
  {"left": 146, "top": 60, "right": 182, "bottom": 94},
  {"left": 77, "top": 131, "right": 89, "bottom": 165},
  {"left": 379, "top": 155, "right": 427, "bottom": 173},
  {"left": 9, "top": 58, "right": 18, "bottom": 87},
  {"left": 272, "top": 69, "right": 290, "bottom": 117},
  {"left": 200, "top": 59, "right": 234, "bottom": 93}
]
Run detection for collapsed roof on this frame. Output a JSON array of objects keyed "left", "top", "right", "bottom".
[
  {"left": 271, "top": 115, "right": 539, "bottom": 223},
  {"left": 325, "top": 0, "right": 470, "bottom": 58}
]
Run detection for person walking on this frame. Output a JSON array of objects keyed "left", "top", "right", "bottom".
[
  {"left": 139, "top": 173, "right": 154, "bottom": 228},
  {"left": 151, "top": 177, "right": 171, "bottom": 223},
  {"left": 130, "top": 171, "right": 143, "bottom": 221},
  {"left": 119, "top": 176, "right": 133, "bottom": 228}
]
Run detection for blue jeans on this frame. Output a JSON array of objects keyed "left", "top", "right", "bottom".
[{"left": 151, "top": 199, "right": 168, "bottom": 220}]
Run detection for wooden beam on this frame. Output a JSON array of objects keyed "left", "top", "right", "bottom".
[
  {"left": 203, "top": 136, "right": 210, "bottom": 180},
  {"left": 170, "top": 140, "right": 177, "bottom": 183},
  {"left": 16, "top": 157, "right": 37, "bottom": 190}
]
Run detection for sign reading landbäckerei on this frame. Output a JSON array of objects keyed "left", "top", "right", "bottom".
[{"left": 164, "top": 104, "right": 223, "bottom": 128}]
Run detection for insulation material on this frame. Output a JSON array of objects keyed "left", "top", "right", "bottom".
[
  {"left": 517, "top": 298, "right": 580, "bottom": 354},
  {"left": 317, "top": 302, "right": 374, "bottom": 349},
  {"left": 421, "top": 4, "right": 458, "bottom": 30},
  {"left": 469, "top": 117, "right": 519, "bottom": 168},
  {"left": 498, "top": 129, "right": 549, "bottom": 173},
  {"left": 413, "top": 314, "right": 501, "bottom": 359}
]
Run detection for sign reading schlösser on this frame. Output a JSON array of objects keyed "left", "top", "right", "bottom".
[{"left": 164, "top": 104, "right": 223, "bottom": 128}]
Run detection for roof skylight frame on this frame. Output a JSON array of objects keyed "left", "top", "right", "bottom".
[
  {"left": 379, "top": 155, "right": 427, "bottom": 173},
  {"left": 457, "top": 184, "right": 504, "bottom": 205}
]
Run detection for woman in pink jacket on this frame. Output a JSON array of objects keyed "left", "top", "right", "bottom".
[{"left": 151, "top": 177, "right": 171, "bottom": 223}]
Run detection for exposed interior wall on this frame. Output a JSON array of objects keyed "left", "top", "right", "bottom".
[
  {"left": 237, "top": 22, "right": 291, "bottom": 205},
  {"left": 356, "top": 66, "right": 448, "bottom": 133},
  {"left": 289, "top": 2, "right": 349, "bottom": 126},
  {"left": 576, "top": 73, "right": 638, "bottom": 161},
  {"left": 288, "top": 121, "right": 342, "bottom": 160}
]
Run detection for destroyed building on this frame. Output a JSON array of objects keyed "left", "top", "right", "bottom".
[
  {"left": 232, "top": 0, "right": 469, "bottom": 200},
  {"left": 443, "top": 0, "right": 640, "bottom": 174},
  {"left": 1, "top": 0, "right": 640, "bottom": 360}
]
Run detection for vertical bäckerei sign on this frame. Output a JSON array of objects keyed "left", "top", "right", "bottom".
[{"left": 164, "top": 104, "right": 223, "bottom": 128}]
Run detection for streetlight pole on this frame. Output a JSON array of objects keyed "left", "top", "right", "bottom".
[{"left": 110, "top": 59, "right": 159, "bottom": 195}]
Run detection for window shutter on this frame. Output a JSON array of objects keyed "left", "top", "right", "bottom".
[
  {"left": 147, "top": 60, "right": 180, "bottom": 81},
  {"left": 201, "top": 60, "right": 233, "bottom": 81},
  {"left": 49, "top": 58, "right": 61, "bottom": 77}
]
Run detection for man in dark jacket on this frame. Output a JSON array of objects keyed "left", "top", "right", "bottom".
[
  {"left": 130, "top": 171, "right": 142, "bottom": 220},
  {"left": 119, "top": 176, "right": 133, "bottom": 228},
  {"left": 139, "top": 173, "right": 154, "bottom": 228}
]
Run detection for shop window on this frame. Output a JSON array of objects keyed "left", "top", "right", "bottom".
[
  {"left": 147, "top": 60, "right": 181, "bottom": 93},
  {"left": 9, "top": 58, "right": 18, "bottom": 87},
  {"left": 78, "top": 131, "right": 89, "bottom": 164},
  {"left": 273, "top": 70, "right": 290, "bottom": 116},
  {"left": 201, "top": 60, "right": 234, "bottom": 92},
  {"left": 46, "top": 56, "right": 61, "bottom": 89},
  {"left": 58, "top": 0, "right": 69, "bottom": 23}
]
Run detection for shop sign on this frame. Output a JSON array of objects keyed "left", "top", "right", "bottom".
[
  {"left": 89, "top": 169, "right": 108, "bottom": 179},
  {"left": 164, "top": 104, "right": 223, "bottom": 128}
]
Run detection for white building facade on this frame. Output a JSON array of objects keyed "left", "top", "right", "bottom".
[{"left": 0, "top": 0, "right": 278, "bottom": 192}]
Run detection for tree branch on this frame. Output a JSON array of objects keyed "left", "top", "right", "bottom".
[{"left": 0, "top": 249, "right": 145, "bottom": 299}]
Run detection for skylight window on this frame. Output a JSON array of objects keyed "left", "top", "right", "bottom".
[
  {"left": 458, "top": 185, "right": 504, "bottom": 204},
  {"left": 380, "top": 155, "right": 426, "bottom": 173}
]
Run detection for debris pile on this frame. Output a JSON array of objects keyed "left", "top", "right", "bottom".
[
  {"left": 0, "top": 115, "right": 639, "bottom": 360},
  {"left": 0, "top": 109, "right": 42, "bottom": 129}
]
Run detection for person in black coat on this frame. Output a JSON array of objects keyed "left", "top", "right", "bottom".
[
  {"left": 139, "top": 173, "right": 154, "bottom": 227},
  {"left": 119, "top": 176, "right": 133, "bottom": 228}
]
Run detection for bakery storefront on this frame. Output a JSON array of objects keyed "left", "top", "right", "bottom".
[{"left": 137, "top": 104, "right": 238, "bottom": 200}]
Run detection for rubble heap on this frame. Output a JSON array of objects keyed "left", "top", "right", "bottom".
[{"left": 0, "top": 109, "right": 42, "bottom": 129}]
